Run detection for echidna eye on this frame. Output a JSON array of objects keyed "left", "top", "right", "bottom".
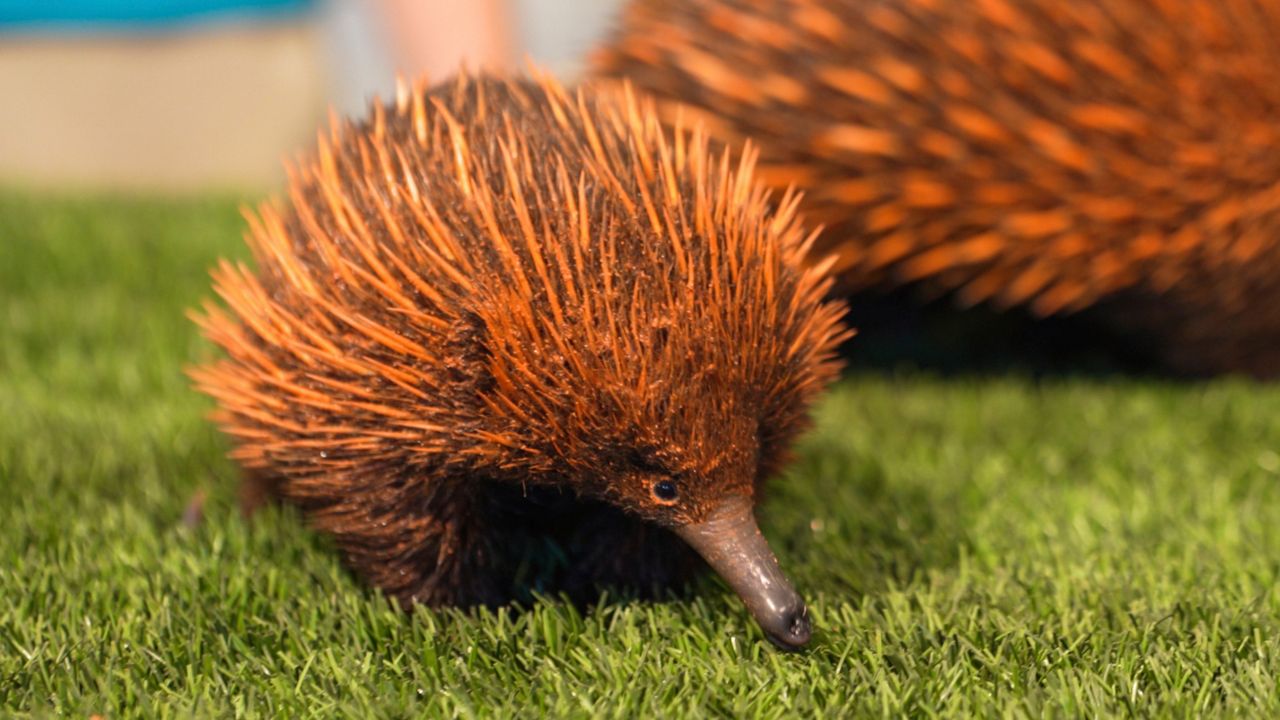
[{"left": 652, "top": 480, "right": 678, "bottom": 503}]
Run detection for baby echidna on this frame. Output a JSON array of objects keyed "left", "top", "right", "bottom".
[
  {"left": 593, "top": 0, "right": 1280, "bottom": 376},
  {"left": 189, "top": 73, "right": 849, "bottom": 649}
]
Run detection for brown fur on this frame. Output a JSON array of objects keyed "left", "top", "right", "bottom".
[
  {"left": 189, "top": 73, "right": 849, "bottom": 608},
  {"left": 593, "top": 0, "right": 1280, "bottom": 376}
]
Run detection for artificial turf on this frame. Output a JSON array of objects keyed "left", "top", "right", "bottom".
[{"left": 2, "top": 192, "right": 1279, "bottom": 717}]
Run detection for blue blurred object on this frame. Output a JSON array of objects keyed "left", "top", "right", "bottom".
[{"left": 0, "top": 0, "right": 313, "bottom": 30}]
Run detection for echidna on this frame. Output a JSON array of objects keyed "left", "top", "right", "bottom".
[
  {"left": 593, "top": 0, "right": 1280, "bottom": 376},
  {"left": 189, "top": 72, "right": 849, "bottom": 649}
]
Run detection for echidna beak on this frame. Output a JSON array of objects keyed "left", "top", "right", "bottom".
[{"left": 674, "top": 496, "right": 812, "bottom": 651}]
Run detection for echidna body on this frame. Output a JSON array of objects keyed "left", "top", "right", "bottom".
[
  {"left": 190, "top": 74, "right": 848, "bottom": 648},
  {"left": 594, "top": 0, "right": 1280, "bottom": 375}
]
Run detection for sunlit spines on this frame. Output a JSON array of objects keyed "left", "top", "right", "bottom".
[{"left": 189, "top": 70, "right": 850, "bottom": 607}]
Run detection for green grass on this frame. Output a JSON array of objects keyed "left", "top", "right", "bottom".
[{"left": 2, "top": 192, "right": 1279, "bottom": 717}]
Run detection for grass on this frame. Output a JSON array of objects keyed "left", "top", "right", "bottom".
[{"left": 2, "top": 192, "right": 1279, "bottom": 717}]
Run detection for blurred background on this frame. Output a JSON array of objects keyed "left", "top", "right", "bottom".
[{"left": 0, "top": 0, "right": 625, "bottom": 192}]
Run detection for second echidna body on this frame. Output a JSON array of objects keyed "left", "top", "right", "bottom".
[
  {"left": 593, "top": 0, "right": 1280, "bottom": 376},
  {"left": 190, "top": 73, "right": 849, "bottom": 648}
]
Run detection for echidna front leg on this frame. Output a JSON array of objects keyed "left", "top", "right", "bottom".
[
  {"left": 558, "top": 502, "right": 704, "bottom": 603},
  {"left": 286, "top": 470, "right": 515, "bottom": 609},
  {"left": 237, "top": 467, "right": 283, "bottom": 518},
  {"left": 232, "top": 465, "right": 500, "bottom": 604}
]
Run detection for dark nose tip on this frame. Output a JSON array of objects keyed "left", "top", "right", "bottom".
[{"left": 764, "top": 603, "right": 812, "bottom": 651}]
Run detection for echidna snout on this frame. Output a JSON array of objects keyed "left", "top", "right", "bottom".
[{"left": 674, "top": 497, "right": 812, "bottom": 649}]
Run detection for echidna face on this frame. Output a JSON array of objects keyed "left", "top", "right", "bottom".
[
  {"left": 476, "top": 293, "right": 817, "bottom": 649},
  {"left": 566, "top": 403, "right": 813, "bottom": 651},
  {"left": 582, "top": 413, "right": 758, "bottom": 528}
]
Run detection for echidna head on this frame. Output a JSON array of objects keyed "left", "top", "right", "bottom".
[
  {"left": 588, "top": 409, "right": 816, "bottom": 651},
  {"left": 461, "top": 214, "right": 843, "bottom": 649},
  {"left": 493, "top": 345, "right": 813, "bottom": 649}
]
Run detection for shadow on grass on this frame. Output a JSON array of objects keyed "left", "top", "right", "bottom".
[{"left": 837, "top": 289, "right": 1173, "bottom": 381}]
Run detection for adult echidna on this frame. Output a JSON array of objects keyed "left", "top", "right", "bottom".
[
  {"left": 593, "top": 0, "right": 1280, "bottom": 376},
  {"left": 189, "top": 72, "right": 849, "bottom": 649}
]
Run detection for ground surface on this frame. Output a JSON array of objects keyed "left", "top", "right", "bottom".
[{"left": 2, "top": 194, "right": 1279, "bottom": 717}]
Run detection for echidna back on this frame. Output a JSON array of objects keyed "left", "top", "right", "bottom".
[{"left": 594, "top": 0, "right": 1280, "bottom": 375}]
